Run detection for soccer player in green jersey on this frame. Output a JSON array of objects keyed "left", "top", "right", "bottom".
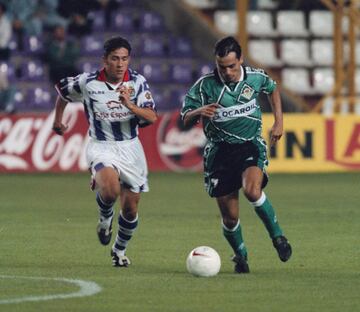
[{"left": 181, "top": 36, "right": 292, "bottom": 273}]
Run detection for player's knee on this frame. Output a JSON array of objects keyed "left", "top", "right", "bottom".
[
  {"left": 100, "top": 183, "right": 120, "bottom": 202},
  {"left": 243, "top": 185, "right": 262, "bottom": 202},
  {"left": 222, "top": 217, "right": 238, "bottom": 229}
]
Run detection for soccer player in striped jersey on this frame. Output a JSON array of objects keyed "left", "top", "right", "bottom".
[
  {"left": 52, "top": 36, "right": 157, "bottom": 267},
  {"left": 181, "top": 36, "right": 292, "bottom": 273}
]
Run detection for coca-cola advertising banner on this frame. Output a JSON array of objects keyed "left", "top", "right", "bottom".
[
  {"left": 1, "top": 105, "right": 359, "bottom": 173},
  {"left": 0, "top": 104, "right": 205, "bottom": 173}
]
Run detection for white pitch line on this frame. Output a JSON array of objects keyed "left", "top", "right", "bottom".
[{"left": 0, "top": 275, "right": 102, "bottom": 304}]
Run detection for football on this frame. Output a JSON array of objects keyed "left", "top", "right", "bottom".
[{"left": 186, "top": 246, "right": 221, "bottom": 277}]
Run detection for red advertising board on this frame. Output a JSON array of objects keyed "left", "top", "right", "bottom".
[{"left": 0, "top": 104, "right": 205, "bottom": 173}]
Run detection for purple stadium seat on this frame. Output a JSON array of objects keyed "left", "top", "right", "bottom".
[
  {"left": 13, "top": 90, "right": 28, "bottom": 111},
  {"left": 139, "top": 34, "right": 165, "bottom": 57},
  {"left": 168, "top": 37, "right": 193, "bottom": 57},
  {"left": 24, "top": 36, "right": 43, "bottom": 55},
  {"left": 20, "top": 61, "right": 46, "bottom": 81},
  {"left": 27, "top": 86, "right": 53, "bottom": 111},
  {"left": 8, "top": 36, "right": 21, "bottom": 56},
  {"left": 139, "top": 12, "right": 164, "bottom": 31},
  {"left": 110, "top": 10, "right": 134, "bottom": 32},
  {"left": 150, "top": 87, "right": 169, "bottom": 111},
  {"left": 82, "top": 35, "right": 104, "bottom": 56},
  {"left": 169, "top": 88, "right": 188, "bottom": 110},
  {"left": 0, "top": 62, "right": 16, "bottom": 82},
  {"left": 139, "top": 61, "right": 168, "bottom": 83},
  {"left": 78, "top": 60, "right": 101, "bottom": 73},
  {"left": 197, "top": 63, "right": 213, "bottom": 76},
  {"left": 169, "top": 63, "right": 193, "bottom": 84},
  {"left": 88, "top": 11, "right": 106, "bottom": 31}
]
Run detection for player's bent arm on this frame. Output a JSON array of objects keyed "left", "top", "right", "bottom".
[
  {"left": 183, "top": 103, "right": 220, "bottom": 128},
  {"left": 126, "top": 103, "right": 158, "bottom": 124},
  {"left": 52, "top": 96, "right": 69, "bottom": 135}
]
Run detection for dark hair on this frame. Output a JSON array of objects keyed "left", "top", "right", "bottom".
[
  {"left": 0, "top": 3, "right": 7, "bottom": 12},
  {"left": 103, "top": 36, "right": 132, "bottom": 57},
  {"left": 214, "top": 36, "right": 242, "bottom": 59}
]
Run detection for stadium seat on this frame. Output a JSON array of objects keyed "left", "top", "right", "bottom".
[
  {"left": 169, "top": 63, "right": 193, "bottom": 84},
  {"left": 276, "top": 11, "right": 309, "bottom": 37},
  {"left": 82, "top": 35, "right": 104, "bottom": 56},
  {"left": 139, "top": 61, "right": 169, "bottom": 83},
  {"left": 309, "top": 10, "right": 349, "bottom": 37},
  {"left": 24, "top": 36, "right": 43, "bottom": 55},
  {"left": 78, "top": 60, "right": 100, "bottom": 73},
  {"left": 110, "top": 10, "right": 134, "bottom": 32},
  {"left": 138, "top": 34, "right": 166, "bottom": 57},
  {"left": 247, "top": 11, "right": 278, "bottom": 37},
  {"left": 169, "top": 88, "right": 188, "bottom": 110},
  {"left": 0, "top": 62, "right": 16, "bottom": 82},
  {"left": 20, "top": 61, "right": 46, "bottom": 81},
  {"left": 309, "top": 11, "right": 333, "bottom": 37},
  {"left": 215, "top": 11, "right": 277, "bottom": 37},
  {"left": 257, "top": 0, "right": 277, "bottom": 9},
  {"left": 313, "top": 68, "right": 334, "bottom": 94},
  {"left": 249, "top": 40, "right": 282, "bottom": 67},
  {"left": 183, "top": 0, "right": 217, "bottom": 9},
  {"left": 197, "top": 63, "right": 213, "bottom": 76},
  {"left": 281, "top": 68, "right": 313, "bottom": 95},
  {"left": 280, "top": 39, "right": 312, "bottom": 66},
  {"left": 214, "top": 10, "right": 237, "bottom": 35},
  {"left": 311, "top": 40, "right": 333, "bottom": 66},
  {"left": 138, "top": 12, "right": 165, "bottom": 31},
  {"left": 168, "top": 36, "right": 193, "bottom": 57},
  {"left": 89, "top": 11, "right": 106, "bottom": 31},
  {"left": 13, "top": 90, "right": 27, "bottom": 111},
  {"left": 150, "top": 87, "right": 170, "bottom": 111},
  {"left": 27, "top": 86, "right": 53, "bottom": 111}
]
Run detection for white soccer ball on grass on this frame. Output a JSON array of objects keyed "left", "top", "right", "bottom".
[{"left": 186, "top": 246, "right": 221, "bottom": 277}]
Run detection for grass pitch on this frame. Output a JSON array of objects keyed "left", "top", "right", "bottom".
[{"left": 0, "top": 172, "right": 359, "bottom": 312}]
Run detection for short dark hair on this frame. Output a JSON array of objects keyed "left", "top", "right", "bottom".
[
  {"left": 103, "top": 36, "right": 132, "bottom": 57},
  {"left": 214, "top": 36, "right": 242, "bottom": 59}
]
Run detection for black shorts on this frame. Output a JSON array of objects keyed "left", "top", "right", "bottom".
[{"left": 204, "top": 140, "right": 269, "bottom": 197}]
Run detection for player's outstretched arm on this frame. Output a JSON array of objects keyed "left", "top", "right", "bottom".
[
  {"left": 268, "top": 88, "right": 283, "bottom": 146},
  {"left": 52, "top": 96, "right": 69, "bottom": 135}
]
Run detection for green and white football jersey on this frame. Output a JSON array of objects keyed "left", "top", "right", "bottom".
[{"left": 181, "top": 66, "right": 276, "bottom": 144}]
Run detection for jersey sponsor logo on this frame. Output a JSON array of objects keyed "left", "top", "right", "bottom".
[
  {"left": 213, "top": 99, "right": 257, "bottom": 122},
  {"left": 89, "top": 90, "right": 105, "bottom": 95},
  {"left": 239, "top": 83, "right": 255, "bottom": 100},
  {"left": 94, "top": 111, "right": 134, "bottom": 121},
  {"left": 106, "top": 101, "right": 122, "bottom": 110}
]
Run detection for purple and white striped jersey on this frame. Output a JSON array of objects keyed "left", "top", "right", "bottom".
[{"left": 55, "top": 68, "right": 156, "bottom": 141}]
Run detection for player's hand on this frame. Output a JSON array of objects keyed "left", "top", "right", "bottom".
[
  {"left": 270, "top": 122, "right": 283, "bottom": 146},
  {"left": 198, "top": 103, "right": 220, "bottom": 118},
  {"left": 52, "top": 123, "right": 68, "bottom": 136},
  {"left": 117, "top": 85, "right": 131, "bottom": 107}
]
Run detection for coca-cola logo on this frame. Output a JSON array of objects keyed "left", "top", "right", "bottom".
[
  {"left": 0, "top": 104, "right": 88, "bottom": 172},
  {"left": 156, "top": 112, "right": 206, "bottom": 171}
]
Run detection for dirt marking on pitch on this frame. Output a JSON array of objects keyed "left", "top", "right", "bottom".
[{"left": 0, "top": 275, "right": 102, "bottom": 304}]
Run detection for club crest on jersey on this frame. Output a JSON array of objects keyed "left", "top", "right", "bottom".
[
  {"left": 122, "top": 81, "right": 136, "bottom": 97},
  {"left": 239, "top": 84, "right": 254, "bottom": 100}
]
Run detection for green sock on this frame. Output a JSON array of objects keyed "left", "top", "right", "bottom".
[
  {"left": 222, "top": 220, "right": 248, "bottom": 258},
  {"left": 252, "top": 192, "right": 283, "bottom": 239}
]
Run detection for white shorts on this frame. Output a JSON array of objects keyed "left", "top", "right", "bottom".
[{"left": 86, "top": 137, "right": 149, "bottom": 193}]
